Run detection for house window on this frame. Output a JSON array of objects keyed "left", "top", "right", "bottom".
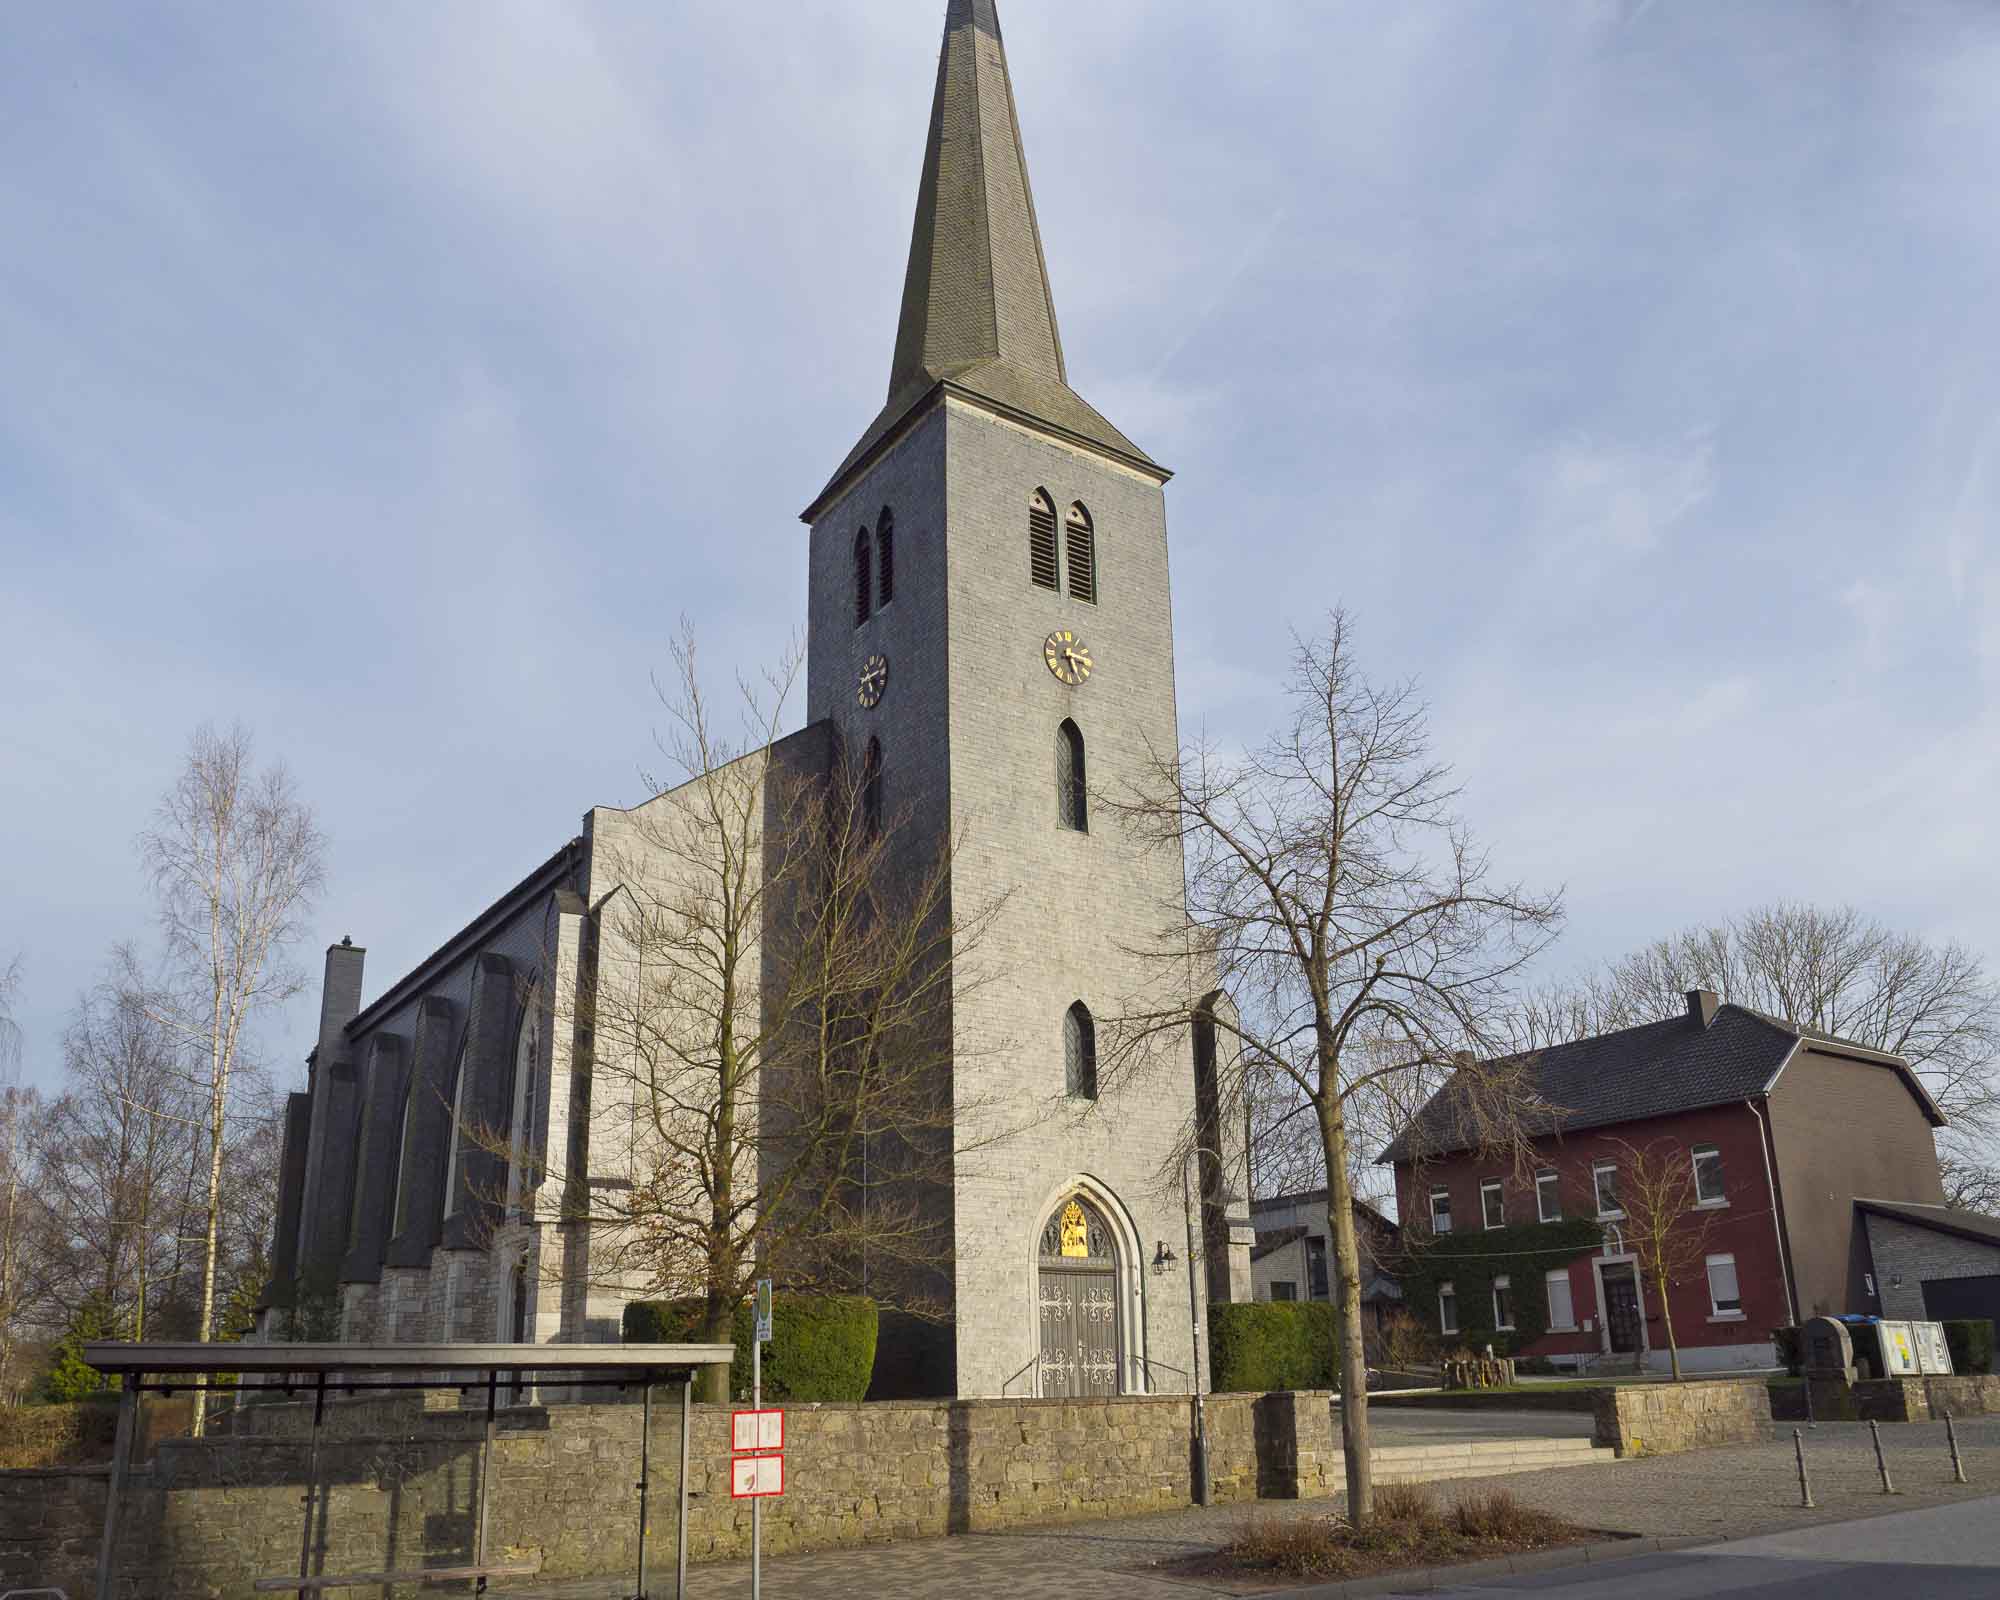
[
  {"left": 1056, "top": 719, "right": 1088, "bottom": 831},
  {"left": 1592, "top": 1161, "right": 1622, "bottom": 1219},
  {"left": 1536, "top": 1169, "right": 1561, "bottom": 1223},
  {"left": 1065, "top": 503, "right": 1097, "bottom": 603},
  {"left": 1429, "top": 1186, "right": 1452, "bottom": 1234},
  {"left": 1545, "top": 1269, "right": 1575, "bottom": 1330},
  {"left": 1064, "top": 1002, "right": 1097, "bottom": 1099},
  {"left": 1438, "top": 1279, "right": 1458, "bottom": 1336},
  {"left": 1492, "top": 1275, "right": 1514, "bottom": 1331},
  {"left": 854, "top": 528, "right": 872, "bottom": 625},
  {"left": 1306, "top": 1235, "right": 1329, "bottom": 1300},
  {"left": 1029, "top": 490, "right": 1059, "bottom": 589},
  {"left": 1706, "top": 1254, "right": 1743, "bottom": 1318},
  {"left": 1691, "top": 1145, "right": 1727, "bottom": 1207},
  {"left": 876, "top": 508, "right": 895, "bottom": 607},
  {"left": 1270, "top": 1281, "right": 1298, "bottom": 1302},
  {"left": 1481, "top": 1179, "right": 1504, "bottom": 1230}
]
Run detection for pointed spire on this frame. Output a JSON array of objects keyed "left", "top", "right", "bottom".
[
  {"left": 890, "top": 0, "right": 1066, "bottom": 398},
  {"left": 805, "top": 0, "right": 1162, "bottom": 522}
]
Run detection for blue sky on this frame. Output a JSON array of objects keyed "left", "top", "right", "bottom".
[{"left": 5, "top": 1, "right": 1998, "bottom": 1094}]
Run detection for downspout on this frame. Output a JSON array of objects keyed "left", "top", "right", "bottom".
[{"left": 1747, "top": 1100, "right": 1798, "bottom": 1324}]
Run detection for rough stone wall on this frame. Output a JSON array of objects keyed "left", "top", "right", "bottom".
[
  {"left": 1864, "top": 1212, "right": 2000, "bottom": 1320},
  {"left": 4, "top": 1391, "right": 1329, "bottom": 1599},
  {"left": 1810, "top": 1376, "right": 2000, "bottom": 1422},
  {"left": 1592, "top": 1378, "right": 1772, "bottom": 1457}
]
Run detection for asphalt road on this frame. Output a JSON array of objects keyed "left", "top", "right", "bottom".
[{"left": 1433, "top": 1496, "right": 2000, "bottom": 1596}]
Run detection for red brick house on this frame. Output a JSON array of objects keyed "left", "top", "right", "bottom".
[{"left": 1381, "top": 990, "right": 1947, "bottom": 1374}]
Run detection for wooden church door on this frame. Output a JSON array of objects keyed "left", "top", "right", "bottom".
[{"left": 1037, "top": 1196, "right": 1122, "bottom": 1397}]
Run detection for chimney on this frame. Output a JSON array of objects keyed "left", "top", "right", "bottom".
[
  {"left": 1687, "top": 989, "right": 1719, "bottom": 1029},
  {"left": 317, "top": 937, "right": 368, "bottom": 1061}
]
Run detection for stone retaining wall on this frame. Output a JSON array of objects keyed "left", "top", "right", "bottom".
[
  {"left": 1592, "top": 1379, "right": 1773, "bottom": 1457},
  {"left": 1805, "top": 1375, "right": 2000, "bottom": 1422},
  {"left": 2, "top": 1389, "right": 1336, "bottom": 1598}
]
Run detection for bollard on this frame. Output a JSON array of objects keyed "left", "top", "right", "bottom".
[
  {"left": 1870, "top": 1419, "right": 1898, "bottom": 1495},
  {"left": 1946, "top": 1409, "right": 1969, "bottom": 1486},
  {"left": 1794, "top": 1428, "right": 1815, "bottom": 1509}
]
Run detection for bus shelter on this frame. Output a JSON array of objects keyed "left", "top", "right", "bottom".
[{"left": 81, "top": 1340, "right": 735, "bottom": 1600}]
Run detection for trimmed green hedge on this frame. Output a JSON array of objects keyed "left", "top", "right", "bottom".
[
  {"left": 1944, "top": 1318, "right": 1995, "bottom": 1376},
  {"left": 1208, "top": 1302, "right": 1335, "bottom": 1392},
  {"left": 623, "top": 1294, "right": 878, "bottom": 1402}
]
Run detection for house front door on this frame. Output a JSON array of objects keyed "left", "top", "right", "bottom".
[{"left": 1601, "top": 1264, "right": 1643, "bottom": 1354}]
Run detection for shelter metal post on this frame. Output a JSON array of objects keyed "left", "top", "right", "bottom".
[
  {"left": 475, "top": 1372, "right": 498, "bottom": 1596},
  {"left": 93, "top": 1375, "right": 140, "bottom": 1600},
  {"left": 296, "top": 1372, "right": 328, "bottom": 1600},
  {"left": 677, "top": 1374, "right": 691, "bottom": 1600},
  {"left": 635, "top": 1380, "right": 653, "bottom": 1600}
]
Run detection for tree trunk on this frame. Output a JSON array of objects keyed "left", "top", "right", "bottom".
[
  {"left": 1655, "top": 1269, "right": 1681, "bottom": 1382},
  {"left": 698, "top": 1296, "right": 734, "bottom": 1403},
  {"left": 1317, "top": 1086, "right": 1373, "bottom": 1524},
  {"left": 191, "top": 1057, "right": 227, "bottom": 1437}
]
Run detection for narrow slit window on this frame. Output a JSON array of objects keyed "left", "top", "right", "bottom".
[
  {"left": 1056, "top": 719, "right": 1087, "bottom": 831},
  {"left": 1593, "top": 1161, "right": 1622, "bottom": 1219},
  {"left": 1536, "top": 1169, "right": 1562, "bottom": 1222},
  {"left": 442, "top": 1042, "right": 469, "bottom": 1220},
  {"left": 876, "top": 508, "right": 895, "bottom": 607},
  {"left": 1545, "top": 1269, "right": 1575, "bottom": 1330},
  {"left": 1065, "top": 503, "right": 1096, "bottom": 603},
  {"left": 1029, "top": 491, "right": 1059, "bottom": 589},
  {"left": 862, "top": 737, "right": 883, "bottom": 838},
  {"left": 1065, "top": 1001, "right": 1097, "bottom": 1099},
  {"left": 854, "top": 529, "right": 872, "bottom": 626},
  {"left": 1429, "top": 1185, "right": 1452, "bottom": 1234}
]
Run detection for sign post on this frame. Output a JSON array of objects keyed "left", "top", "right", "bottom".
[{"left": 753, "top": 1278, "right": 773, "bottom": 1599}]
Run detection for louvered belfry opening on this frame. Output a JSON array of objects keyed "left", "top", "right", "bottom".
[
  {"left": 1056, "top": 719, "right": 1087, "bottom": 831},
  {"left": 1064, "top": 1001, "right": 1098, "bottom": 1098},
  {"left": 854, "top": 529, "right": 873, "bottom": 625},
  {"left": 877, "top": 508, "right": 895, "bottom": 606},
  {"left": 1065, "top": 503, "right": 1096, "bottom": 603},
  {"left": 1029, "top": 490, "right": 1059, "bottom": 589}
]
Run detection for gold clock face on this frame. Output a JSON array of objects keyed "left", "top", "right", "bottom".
[
  {"left": 1044, "top": 630, "right": 1093, "bottom": 686},
  {"left": 857, "top": 653, "right": 889, "bottom": 709}
]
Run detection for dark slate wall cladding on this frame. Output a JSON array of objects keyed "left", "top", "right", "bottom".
[
  {"left": 384, "top": 996, "right": 459, "bottom": 1269},
  {"left": 298, "top": 1058, "right": 362, "bottom": 1284},
  {"left": 339, "top": 1034, "right": 407, "bottom": 1285},
  {"left": 264, "top": 1093, "right": 313, "bottom": 1304},
  {"left": 441, "top": 951, "right": 516, "bottom": 1250}
]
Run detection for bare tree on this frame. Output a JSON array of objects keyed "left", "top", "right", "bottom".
[
  {"left": 0, "top": 957, "right": 46, "bottom": 1406},
  {"left": 1599, "top": 1139, "right": 1721, "bottom": 1382},
  {"left": 504, "top": 628, "right": 1008, "bottom": 1400},
  {"left": 1554, "top": 905, "right": 2000, "bottom": 1206},
  {"left": 1101, "top": 612, "right": 1563, "bottom": 1524},
  {"left": 138, "top": 724, "right": 325, "bottom": 1430}
]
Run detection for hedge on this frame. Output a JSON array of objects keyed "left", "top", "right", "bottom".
[
  {"left": 1208, "top": 1302, "right": 1335, "bottom": 1392},
  {"left": 623, "top": 1294, "right": 878, "bottom": 1402},
  {"left": 1944, "top": 1318, "right": 1995, "bottom": 1376}
]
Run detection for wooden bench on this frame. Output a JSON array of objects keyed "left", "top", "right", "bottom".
[{"left": 251, "top": 1562, "right": 540, "bottom": 1593}]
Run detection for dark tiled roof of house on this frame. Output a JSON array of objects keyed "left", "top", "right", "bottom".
[
  {"left": 1857, "top": 1200, "right": 2000, "bottom": 1251},
  {"left": 1379, "top": 1002, "right": 1938, "bottom": 1164},
  {"left": 1250, "top": 1225, "right": 1309, "bottom": 1263}
]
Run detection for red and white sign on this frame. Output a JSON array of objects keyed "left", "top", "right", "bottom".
[
  {"left": 731, "top": 1409, "right": 784, "bottom": 1453},
  {"left": 730, "top": 1451, "right": 784, "bottom": 1498}
]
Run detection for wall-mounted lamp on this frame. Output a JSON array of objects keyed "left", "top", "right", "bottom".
[{"left": 1152, "top": 1241, "right": 1178, "bottom": 1276}]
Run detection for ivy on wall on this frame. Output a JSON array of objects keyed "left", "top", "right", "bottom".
[{"left": 1395, "top": 1218, "right": 1603, "bottom": 1356}]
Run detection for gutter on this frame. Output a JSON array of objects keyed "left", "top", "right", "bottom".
[{"left": 1746, "top": 1098, "right": 1799, "bottom": 1324}]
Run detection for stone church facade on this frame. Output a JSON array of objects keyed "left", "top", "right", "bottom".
[{"left": 259, "top": 0, "right": 1248, "bottom": 1400}]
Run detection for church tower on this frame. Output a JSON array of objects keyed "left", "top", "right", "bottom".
[{"left": 801, "top": 0, "right": 1205, "bottom": 1398}]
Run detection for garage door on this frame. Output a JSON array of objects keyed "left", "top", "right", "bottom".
[{"left": 1922, "top": 1276, "right": 2000, "bottom": 1324}]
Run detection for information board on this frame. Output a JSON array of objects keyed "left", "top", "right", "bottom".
[
  {"left": 1914, "top": 1321, "right": 1955, "bottom": 1376},
  {"left": 1878, "top": 1320, "right": 1921, "bottom": 1377}
]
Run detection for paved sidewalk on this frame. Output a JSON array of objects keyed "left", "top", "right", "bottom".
[{"left": 509, "top": 1419, "right": 2000, "bottom": 1600}]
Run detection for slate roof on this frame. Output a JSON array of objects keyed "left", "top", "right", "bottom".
[
  {"left": 1250, "top": 1225, "right": 1309, "bottom": 1263},
  {"left": 804, "top": 0, "right": 1160, "bottom": 521},
  {"left": 1378, "top": 1001, "right": 1939, "bottom": 1164},
  {"left": 1857, "top": 1200, "right": 2000, "bottom": 1252}
]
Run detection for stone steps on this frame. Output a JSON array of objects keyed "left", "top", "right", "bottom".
[{"left": 1362, "top": 1436, "right": 1618, "bottom": 1485}]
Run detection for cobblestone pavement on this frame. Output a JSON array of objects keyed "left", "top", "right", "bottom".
[{"left": 508, "top": 1419, "right": 2000, "bottom": 1600}]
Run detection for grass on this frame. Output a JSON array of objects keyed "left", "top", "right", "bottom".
[{"left": 1221, "top": 1484, "right": 1584, "bottom": 1581}]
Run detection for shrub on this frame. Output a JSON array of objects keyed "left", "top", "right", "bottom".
[
  {"left": 39, "top": 1296, "right": 120, "bottom": 1404},
  {"left": 623, "top": 1294, "right": 878, "bottom": 1401},
  {"left": 1771, "top": 1326, "right": 1802, "bottom": 1375},
  {"left": 1943, "top": 1319, "right": 1995, "bottom": 1376},
  {"left": 1208, "top": 1302, "right": 1336, "bottom": 1392}
]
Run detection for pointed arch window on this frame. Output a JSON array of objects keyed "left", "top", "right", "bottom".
[
  {"left": 1056, "top": 719, "right": 1087, "bottom": 831},
  {"left": 1065, "top": 503, "right": 1096, "bottom": 603},
  {"left": 877, "top": 508, "right": 895, "bottom": 607},
  {"left": 442, "top": 1037, "right": 470, "bottom": 1219},
  {"left": 1029, "top": 490, "right": 1059, "bottom": 590},
  {"left": 854, "top": 528, "right": 873, "bottom": 626},
  {"left": 390, "top": 1075, "right": 418, "bottom": 1238},
  {"left": 862, "top": 736, "right": 884, "bottom": 838},
  {"left": 1065, "top": 1001, "right": 1098, "bottom": 1100},
  {"left": 506, "top": 998, "right": 542, "bottom": 1217}
]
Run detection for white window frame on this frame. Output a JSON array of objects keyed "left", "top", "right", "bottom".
[
  {"left": 1536, "top": 1169, "right": 1562, "bottom": 1223},
  {"left": 1481, "top": 1178, "right": 1505, "bottom": 1230},
  {"left": 1690, "top": 1144, "right": 1728, "bottom": 1208},
  {"left": 1545, "top": 1268, "right": 1576, "bottom": 1331},
  {"left": 1592, "top": 1161, "right": 1623, "bottom": 1220},
  {"left": 1429, "top": 1186, "right": 1453, "bottom": 1235},
  {"left": 1438, "top": 1279, "right": 1459, "bottom": 1336},
  {"left": 1705, "top": 1252, "right": 1743, "bottom": 1320},
  {"left": 1492, "top": 1274, "right": 1515, "bottom": 1331}
]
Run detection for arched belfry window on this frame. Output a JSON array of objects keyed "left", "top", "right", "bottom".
[
  {"left": 877, "top": 508, "right": 895, "bottom": 607},
  {"left": 862, "top": 736, "right": 883, "bottom": 838},
  {"left": 1029, "top": 490, "right": 1059, "bottom": 590},
  {"left": 1056, "top": 719, "right": 1087, "bottom": 832},
  {"left": 1065, "top": 1001, "right": 1098, "bottom": 1099},
  {"left": 854, "top": 529, "right": 873, "bottom": 626},
  {"left": 1066, "top": 503, "right": 1097, "bottom": 604}
]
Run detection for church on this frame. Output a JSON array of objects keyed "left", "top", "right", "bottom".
[{"left": 259, "top": 0, "right": 1251, "bottom": 1401}]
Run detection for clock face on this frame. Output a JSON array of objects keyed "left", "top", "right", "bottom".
[
  {"left": 857, "top": 653, "right": 889, "bottom": 709},
  {"left": 1043, "top": 630, "right": 1093, "bottom": 686}
]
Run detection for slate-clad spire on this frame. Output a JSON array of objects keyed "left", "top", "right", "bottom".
[{"left": 806, "top": 0, "right": 1161, "bottom": 521}]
